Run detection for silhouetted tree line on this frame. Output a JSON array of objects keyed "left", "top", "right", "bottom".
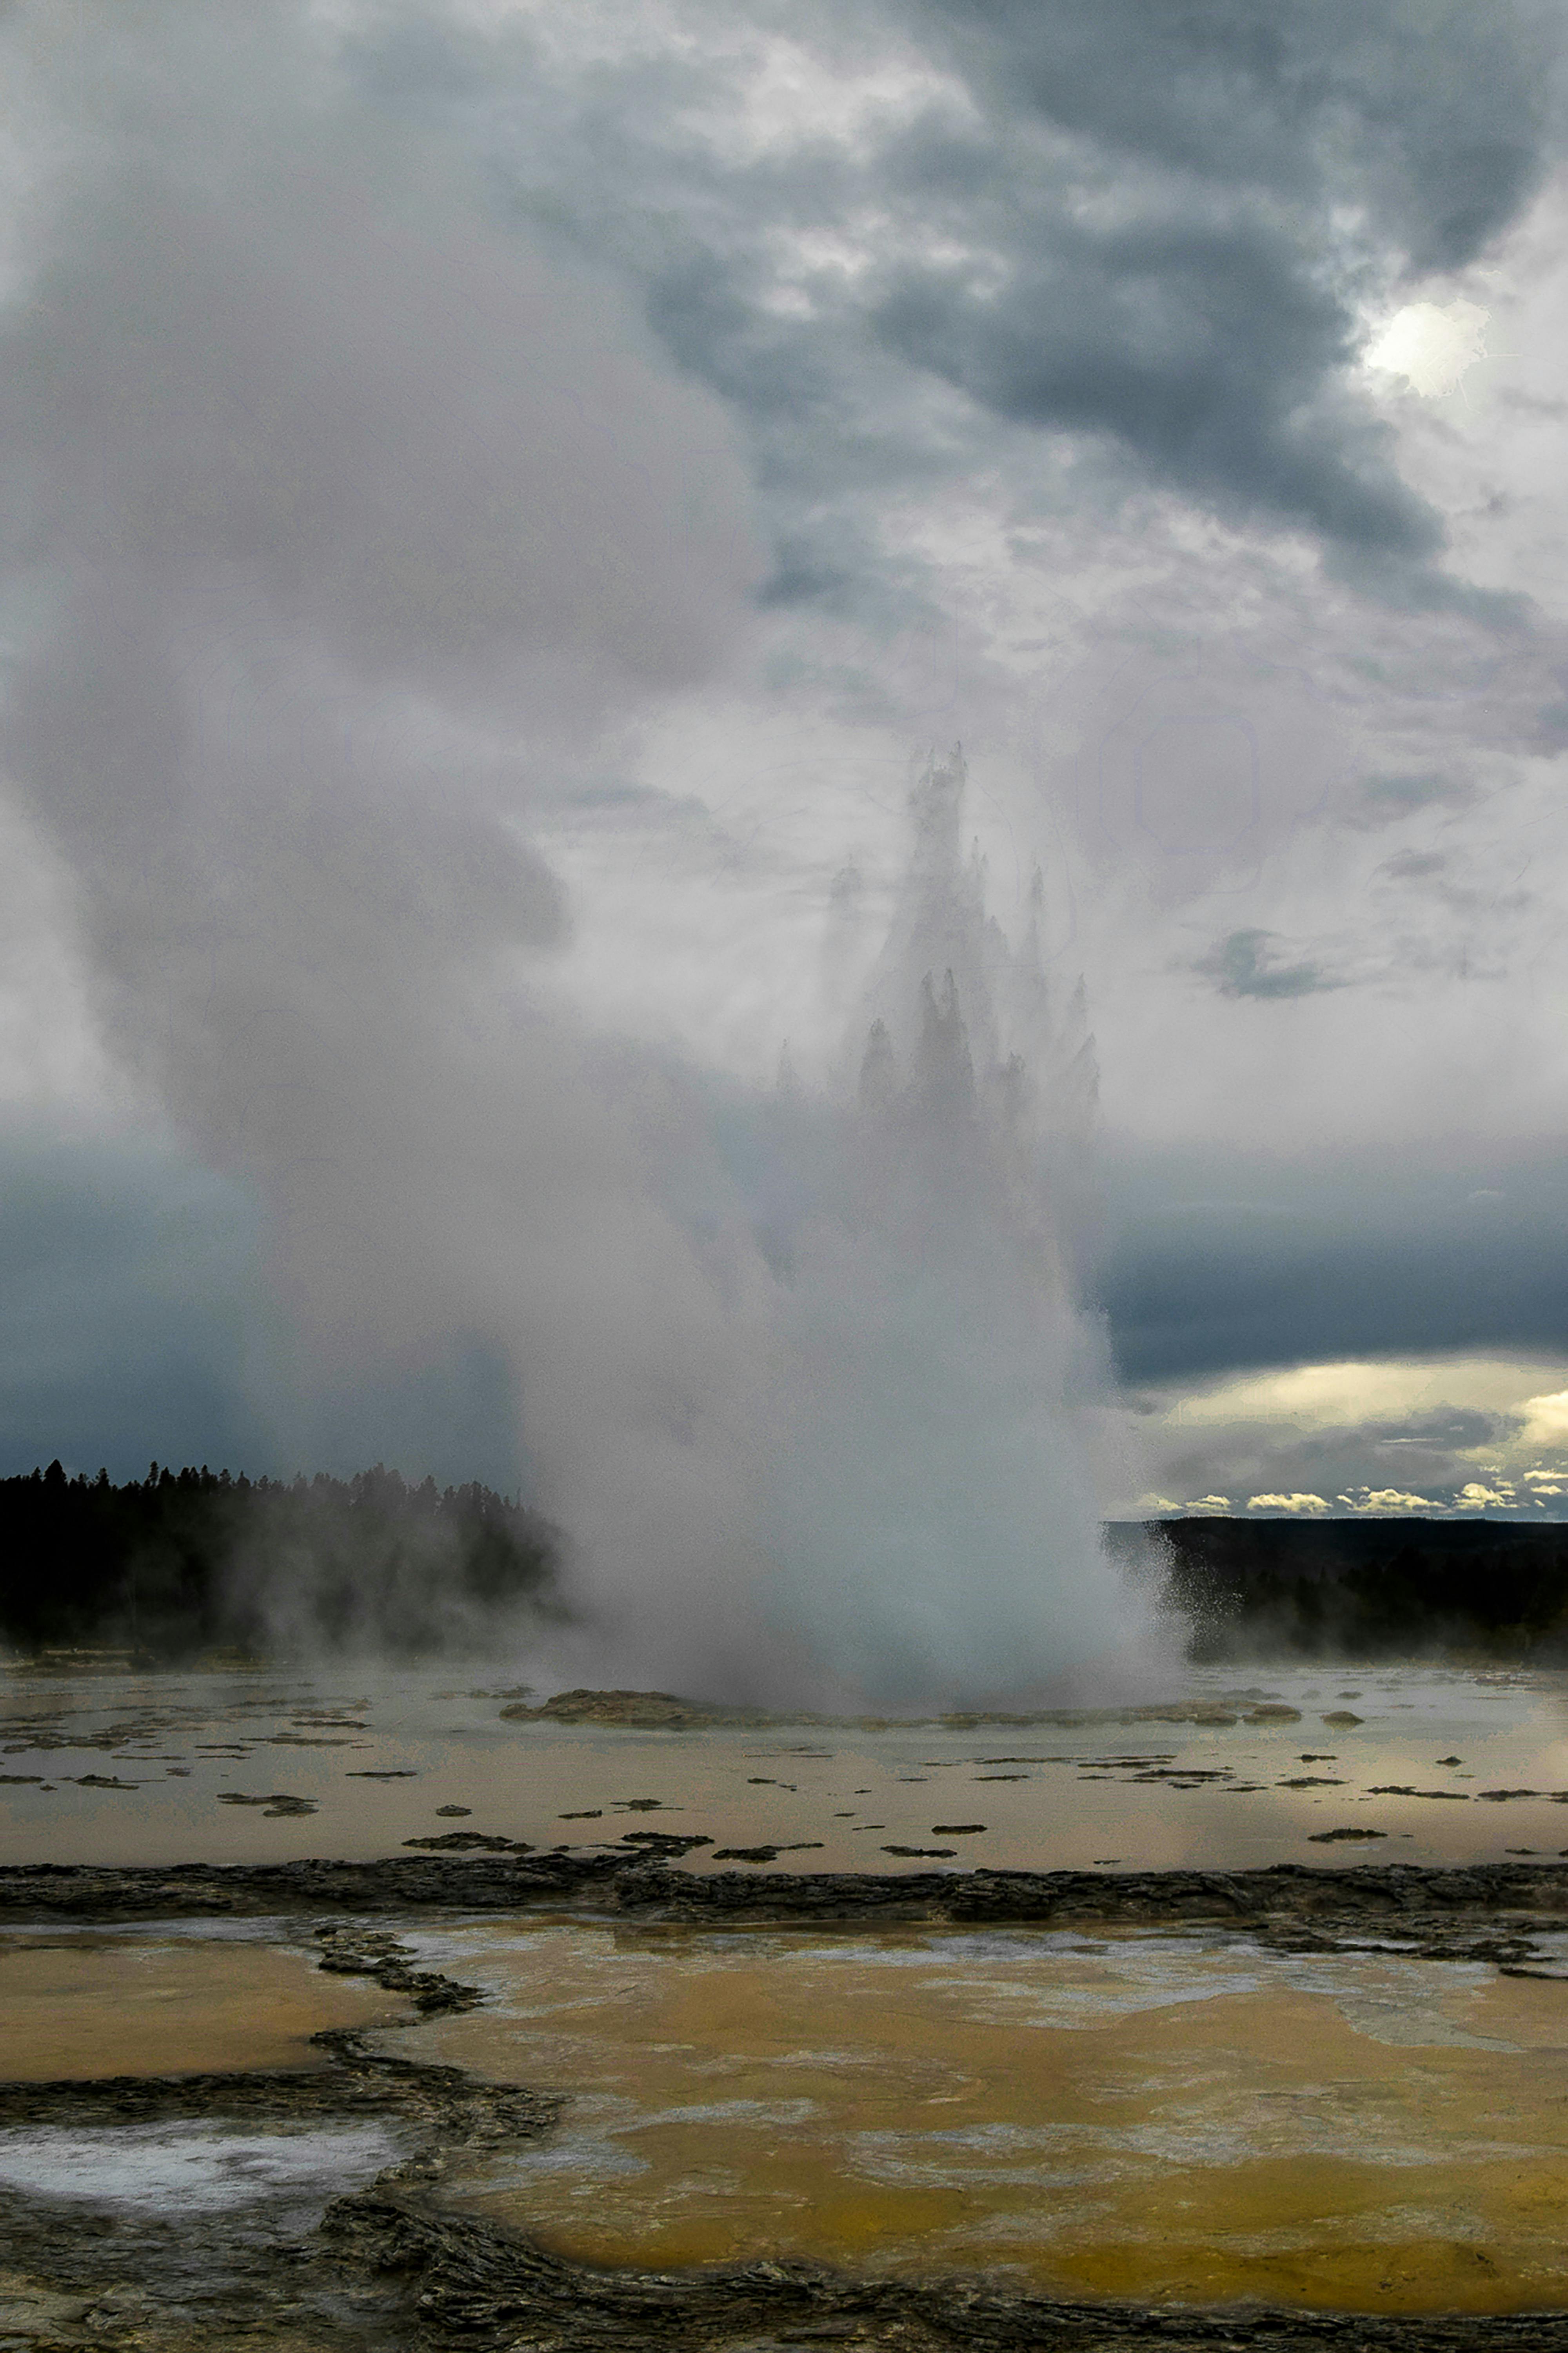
[
  {"left": 1112, "top": 1516, "right": 1568, "bottom": 1661},
  {"left": 0, "top": 1458, "right": 559, "bottom": 1658}
]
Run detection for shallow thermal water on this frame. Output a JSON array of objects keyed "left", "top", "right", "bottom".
[
  {"left": 3, "top": 1658, "right": 1568, "bottom": 1870},
  {"left": 0, "top": 1926, "right": 411, "bottom": 2078},
  {"left": 388, "top": 1917, "right": 1568, "bottom": 2317}
]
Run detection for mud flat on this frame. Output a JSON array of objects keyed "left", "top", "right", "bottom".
[
  {"left": 0, "top": 1993, "right": 557, "bottom": 2350},
  {"left": 498, "top": 1686, "right": 1252, "bottom": 1729}
]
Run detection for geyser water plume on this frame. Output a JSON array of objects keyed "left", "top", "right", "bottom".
[{"left": 743, "top": 747, "right": 1149, "bottom": 1706}]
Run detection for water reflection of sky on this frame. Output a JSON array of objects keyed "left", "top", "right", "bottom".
[{"left": 2, "top": 1659, "right": 1568, "bottom": 1870}]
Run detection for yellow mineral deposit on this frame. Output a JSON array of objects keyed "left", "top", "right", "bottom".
[
  {"left": 391, "top": 1920, "right": 1568, "bottom": 2317},
  {"left": 0, "top": 1936, "right": 411, "bottom": 2079}
]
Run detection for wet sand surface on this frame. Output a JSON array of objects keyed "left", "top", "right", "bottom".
[
  {"left": 5, "top": 1660, "right": 1568, "bottom": 1871},
  {"left": 386, "top": 1917, "right": 1568, "bottom": 2317},
  {"left": 0, "top": 1927, "right": 412, "bottom": 2077}
]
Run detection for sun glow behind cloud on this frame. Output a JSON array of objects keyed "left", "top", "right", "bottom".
[{"left": 1364, "top": 299, "right": 1491, "bottom": 398}]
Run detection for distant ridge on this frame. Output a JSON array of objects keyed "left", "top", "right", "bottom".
[{"left": 1111, "top": 1515, "right": 1568, "bottom": 1661}]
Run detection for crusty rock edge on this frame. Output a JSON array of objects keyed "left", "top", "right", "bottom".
[{"left": 7, "top": 1853, "right": 1568, "bottom": 1945}]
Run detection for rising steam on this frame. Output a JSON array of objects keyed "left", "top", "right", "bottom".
[{"left": 0, "top": 2, "right": 1148, "bottom": 1702}]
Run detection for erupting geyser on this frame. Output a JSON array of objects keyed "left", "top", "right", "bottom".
[{"left": 745, "top": 746, "right": 1152, "bottom": 1705}]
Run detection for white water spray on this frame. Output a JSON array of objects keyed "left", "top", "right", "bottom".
[{"left": 737, "top": 747, "right": 1150, "bottom": 1705}]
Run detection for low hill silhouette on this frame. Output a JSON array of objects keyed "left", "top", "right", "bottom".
[{"left": 1115, "top": 1515, "right": 1568, "bottom": 1662}]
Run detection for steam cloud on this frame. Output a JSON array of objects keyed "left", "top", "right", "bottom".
[{"left": 0, "top": 1, "right": 1147, "bottom": 1702}]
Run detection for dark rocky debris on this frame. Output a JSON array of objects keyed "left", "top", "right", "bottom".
[
  {"left": 313, "top": 1923, "right": 486, "bottom": 2016},
  {"left": 11, "top": 1853, "right": 1568, "bottom": 1935},
  {"left": 402, "top": 1831, "right": 529, "bottom": 1852},
  {"left": 218, "top": 1790, "right": 319, "bottom": 1817}
]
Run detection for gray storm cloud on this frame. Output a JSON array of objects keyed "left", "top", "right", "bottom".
[
  {"left": 385, "top": 0, "right": 1564, "bottom": 616},
  {"left": 888, "top": 0, "right": 1555, "bottom": 568}
]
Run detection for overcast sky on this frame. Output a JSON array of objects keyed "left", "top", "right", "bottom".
[{"left": 4, "top": 0, "right": 1568, "bottom": 1528}]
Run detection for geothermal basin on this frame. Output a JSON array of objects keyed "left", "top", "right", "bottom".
[{"left": 6, "top": 1658, "right": 1568, "bottom": 2349}]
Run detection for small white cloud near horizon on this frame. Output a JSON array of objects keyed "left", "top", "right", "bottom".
[
  {"left": 1453, "top": 1479, "right": 1516, "bottom": 1510},
  {"left": 1246, "top": 1492, "right": 1330, "bottom": 1515}
]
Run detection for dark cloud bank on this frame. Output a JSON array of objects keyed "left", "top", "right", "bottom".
[{"left": 1100, "top": 1147, "right": 1568, "bottom": 1385}]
